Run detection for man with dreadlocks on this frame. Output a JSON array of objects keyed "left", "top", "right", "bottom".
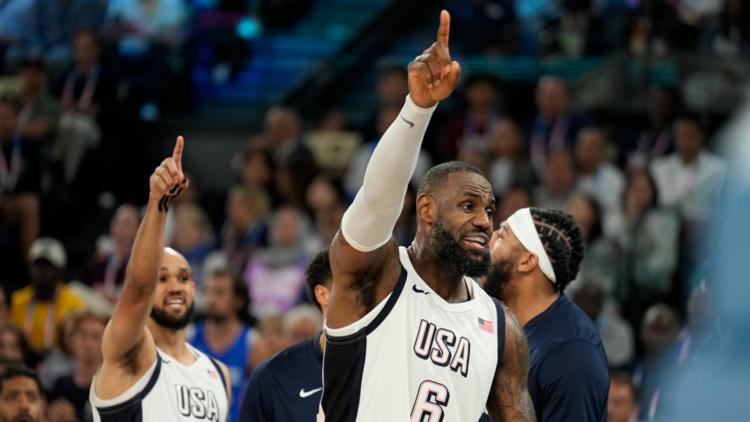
[{"left": 486, "top": 207, "right": 609, "bottom": 422}]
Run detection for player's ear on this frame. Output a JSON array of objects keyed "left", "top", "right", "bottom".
[
  {"left": 314, "top": 285, "right": 330, "bottom": 310},
  {"left": 416, "top": 193, "right": 437, "bottom": 225},
  {"left": 517, "top": 251, "right": 537, "bottom": 274}
]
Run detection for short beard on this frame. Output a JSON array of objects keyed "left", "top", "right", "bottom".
[
  {"left": 150, "top": 302, "right": 195, "bottom": 330},
  {"left": 485, "top": 258, "right": 516, "bottom": 301},
  {"left": 431, "top": 219, "right": 490, "bottom": 278}
]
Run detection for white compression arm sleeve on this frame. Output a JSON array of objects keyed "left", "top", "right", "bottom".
[{"left": 341, "top": 95, "right": 437, "bottom": 252}]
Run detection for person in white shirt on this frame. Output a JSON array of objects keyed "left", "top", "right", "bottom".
[
  {"left": 575, "top": 127, "right": 625, "bottom": 236},
  {"left": 650, "top": 113, "right": 725, "bottom": 225}
]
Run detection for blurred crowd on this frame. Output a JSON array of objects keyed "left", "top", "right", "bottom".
[
  {"left": 0, "top": 1, "right": 739, "bottom": 422},
  {"left": 447, "top": 0, "right": 750, "bottom": 58}
]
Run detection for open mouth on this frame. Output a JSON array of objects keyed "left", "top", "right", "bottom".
[
  {"left": 462, "top": 234, "right": 489, "bottom": 253},
  {"left": 14, "top": 415, "right": 33, "bottom": 422},
  {"left": 165, "top": 297, "right": 186, "bottom": 312}
]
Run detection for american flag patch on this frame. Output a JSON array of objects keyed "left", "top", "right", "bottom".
[
  {"left": 478, "top": 317, "right": 494, "bottom": 333},
  {"left": 207, "top": 369, "right": 219, "bottom": 380}
]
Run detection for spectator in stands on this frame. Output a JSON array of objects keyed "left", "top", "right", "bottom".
[
  {"left": 0, "top": 0, "right": 38, "bottom": 72},
  {"left": 36, "top": 0, "right": 107, "bottom": 74},
  {"left": 540, "top": 0, "right": 608, "bottom": 57},
  {"left": 17, "top": 57, "right": 59, "bottom": 146},
  {"left": 239, "top": 146, "right": 278, "bottom": 204},
  {"left": 360, "top": 63, "right": 409, "bottom": 142},
  {"left": 244, "top": 206, "right": 315, "bottom": 318},
  {"left": 10, "top": 238, "right": 86, "bottom": 353},
  {"left": 497, "top": 184, "right": 533, "bottom": 223},
  {"left": 457, "top": 144, "right": 491, "bottom": 178},
  {"left": 221, "top": 186, "right": 270, "bottom": 275},
  {"left": 376, "top": 63, "right": 408, "bottom": 110},
  {"left": 104, "top": 0, "right": 187, "bottom": 119},
  {"left": 282, "top": 304, "right": 321, "bottom": 346},
  {"left": 37, "top": 313, "right": 75, "bottom": 390},
  {"left": 714, "top": 0, "right": 750, "bottom": 56},
  {"left": 48, "top": 312, "right": 107, "bottom": 422},
  {"left": 608, "top": 373, "right": 640, "bottom": 422},
  {"left": 305, "top": 173, "right": 347, "bottom": 245},
  {"left": 305, "top": 173, "right": 346, "bottom": 217},
  {"left": 619, "top": 169, "right": 679, "bottom": 313},
  {"left": 447, "top": 0, "right": 518, "bottom": 55},
  {"left": 249, "top": 313, "right": 287, "bottom": 373},
  {"left": 0, "top": 96, "right": 42, "bottom": 258},
  {"left": 316, "top": 109, "right": 347, "bottom": 133},
  {"left": 488, "top": 117, "right": 535, "bottom": 196},
  {"left": 441, "top": 73, "right": 501, "bottom": 160},
  {"left": 104, "top": 0, "right": 186, "bottom": 53},
  {"left": 276, "top": 152, "right": 319, "bottom": 210},
  {"left": 653, "top": 114, "right": 725, "bottom": 280},
  {"left": 0, "top": 366, "right": 46, "bottom": 422},
  {"left": 651, "top": 113, "right": 725, "bottom": 226},
  {"left": 190, "top": 270, "right": 254, "bottom": 422},
  {"left": 670, "top": 0, "right": 723, "bottom": 51},
  {"left": 566, "top": 193, "right": 622, "bottom": 296},
  {"left": 171, "top": 204, "right": 214, "bottom": 286},
  {"left": 80, "top": 204, "right": 139, "bottom": 303},
  {"left": 633, "top": 303, "right": 680, "bottom": 421},
  {"left": 529, "top": 75, "right": 592, "bottom": 175},
  {"left": 622, "top": 85, "right": 682, "bottom": 169},
  {"left": 54, "top": 30, "right": 109, "bottom": 188},
  {"left": 572, "top": 281, "right": 635, "bottom": 369},
  {"left": 534, "top": 149, "right": 577, "bottom": 210},
  {"left": 0, "top": 323, "right": 32, "bottom": 367},
  {"left": 345, "top": 105, "right": 431, "bottom": 198},
  {"left": 575, "top": 126, "right": 625, "bottom": 236},
  {"left": 257, "top": 106, "right": 313, "bottom": 166}
]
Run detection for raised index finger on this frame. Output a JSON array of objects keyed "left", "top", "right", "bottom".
[
  {"left": 172, "top": 135, "right": 184, "bottom": 169},
  {"left": 437, "top": 10, "right": 450, "bottom": 48}
]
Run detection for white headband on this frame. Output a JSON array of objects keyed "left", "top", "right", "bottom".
[{"left": 506, "top": 208, "right": 557, "bottom": 284}]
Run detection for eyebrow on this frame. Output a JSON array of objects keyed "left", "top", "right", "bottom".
[
  {"left": 461, "top": 191, "right": 496, "bottom": 204},
  {"left": 159, "top": 267, "right": 191, "bottom": 273}
]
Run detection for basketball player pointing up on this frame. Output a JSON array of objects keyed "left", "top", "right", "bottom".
[
  {"left": 90, "top": 137, "right": 231, "bottom": 422},
  {"left": 320, "top": 10, "right": 535, "bottom": 422}
]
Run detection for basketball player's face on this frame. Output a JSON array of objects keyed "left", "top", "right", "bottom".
[
  {"left": 486, "top": 222, "right": 523, "bottom": 299},
  {"left": 432, "top": 172, "right": 494, "bottom": 277},
  {"left": 0, "top": 376, "right": 45, "bottom": 422},
  {"left": 151, "top": 250, "right": 195, "bottom": 330}
]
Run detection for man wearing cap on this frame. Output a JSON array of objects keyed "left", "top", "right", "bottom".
[
  {"left": 486, "top": 207, "right": 609, "bottom": 422},
  {"left": 11, "top": 237, "right": 86, "bottom": 353}
]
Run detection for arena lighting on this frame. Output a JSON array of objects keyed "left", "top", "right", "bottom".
[{"left": 236, "top": 16, "right": 261, "bottom": 40}]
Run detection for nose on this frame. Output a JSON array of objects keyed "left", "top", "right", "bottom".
[
  {"left": 473, "top": 210, "right": 492, "bottom": 231},
  {"left": 165, "top": 276, "right": 186, "bottom": 292},
  {"left": 17, "top": 393, "right": 29, "bottom": 410}
]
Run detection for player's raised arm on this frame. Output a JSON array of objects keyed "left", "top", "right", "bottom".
[
  {"left": 329, "top": 10, "right": 461, "bottom": 314},
  {"left": 487, "top": 306, "right": 536, "bottom": 422},
  {"left": 99, "top": 137, "right": 187, "bottom": 382}
]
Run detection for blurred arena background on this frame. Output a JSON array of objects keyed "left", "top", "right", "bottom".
[{"left": 0, "top": 0, "right": 746, "bottom": 421}]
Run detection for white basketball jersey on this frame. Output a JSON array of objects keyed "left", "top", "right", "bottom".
[
  {"left": 319, "top": 247, "right": 505, "bottom": 421},
  {"left": 90, "top": 345, "right": 229, "bottom": 422}
]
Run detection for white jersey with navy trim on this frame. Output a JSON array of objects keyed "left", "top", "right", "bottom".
[
  {"left": 90, "top": 344, "right": 229, "bottom": 422},
  {"left": 319, "top": 246, "right": 506, "bottom": 421}
]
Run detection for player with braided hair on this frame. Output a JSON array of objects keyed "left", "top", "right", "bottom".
[{"left": 486, "top": 207, "right": 609, "bottom": 422}]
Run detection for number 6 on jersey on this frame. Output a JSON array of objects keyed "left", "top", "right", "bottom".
[{"left": 411, "top": 380, "right": 450, "bottom": 422}]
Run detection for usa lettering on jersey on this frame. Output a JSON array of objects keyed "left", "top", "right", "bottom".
[
  {"left": 412, "top": 319, "right": 471, "bottom": 377},
  {"left": 175, "top": 385, "right": 220, "bottom": 422}
]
